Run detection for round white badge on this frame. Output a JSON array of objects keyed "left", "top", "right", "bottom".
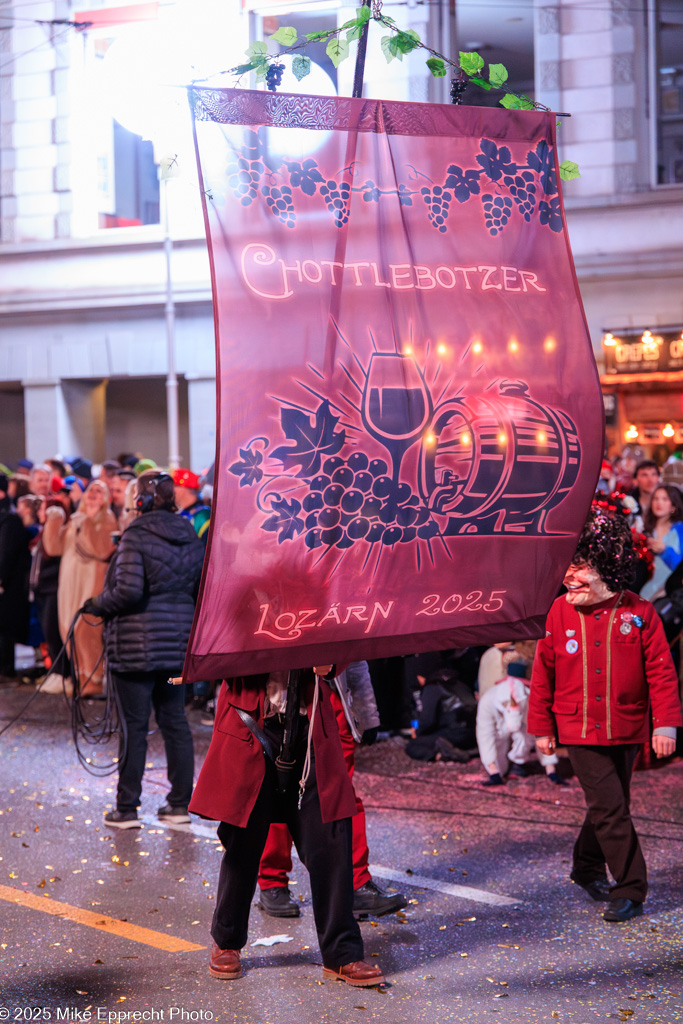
[
  {"left": 566, "top": 639, "right": 579, "bottom": 654},
  {"left": 620, "top": 622, "right": 632, "bottom": 635}
]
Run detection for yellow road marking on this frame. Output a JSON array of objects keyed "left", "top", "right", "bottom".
[{"left": 0, "top": 884, "right": 206, "bottom": 953}]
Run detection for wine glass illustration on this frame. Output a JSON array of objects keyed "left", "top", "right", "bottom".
[{"left": 361, "top": 352, "right": 433, "bottom": 482}]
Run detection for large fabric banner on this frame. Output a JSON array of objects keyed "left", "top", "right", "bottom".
[{"left": 186, "top": 87, "right": 603, "bottom": 679}]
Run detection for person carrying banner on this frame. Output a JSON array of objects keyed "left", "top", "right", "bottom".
[
  {"left": 256, "top": 661, "right": 407, "bottom": 919},
  {"left": 189, "top": 666, "right": 384, "bottom": 986},
  {"left": 528, "top": 507, "right": 681, "bottom": 922}
]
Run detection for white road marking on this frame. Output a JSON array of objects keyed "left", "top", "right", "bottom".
[
  {"left": 369, "top": 865, "right": 520, "bottom": 907},
  {"left": 139, "top": 817, "right": 520, "bottom": 906}
]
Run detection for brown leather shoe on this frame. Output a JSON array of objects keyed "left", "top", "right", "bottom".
[
  {"left": 209, "top": 942, "right": 242, "bottom": 980},
  {"left": 322, "top": 960, "right": 385, "bottom": 987}
]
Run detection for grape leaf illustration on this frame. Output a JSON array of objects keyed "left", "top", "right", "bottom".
[
  {"left": 271, "top": 401, "right": 346, "bottom": 477},
  {"left": 262, "top": 496, "right": 304, "bottom": 543},
  {"left": 229, "top": 446, "right": 263, "bottom": 487}
]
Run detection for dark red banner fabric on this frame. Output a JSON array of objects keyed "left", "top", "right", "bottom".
[{"left": 186, "top": 87, "right": 603, "bottom": 679}]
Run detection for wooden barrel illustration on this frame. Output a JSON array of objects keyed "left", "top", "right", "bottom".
[{"left": 418, "top": 380, "right": 581, "bottom": 530}]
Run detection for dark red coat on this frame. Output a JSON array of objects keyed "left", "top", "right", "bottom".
[
  {"left": 528, "top": 591, "right": 682, "bottom": 745},
  {"left": 189, "top": 672, "right": 357, "bottom": 827}
]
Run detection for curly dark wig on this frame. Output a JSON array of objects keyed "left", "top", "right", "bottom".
[{"left": 572, "top": 506, "right": 638, "bottom": 592}]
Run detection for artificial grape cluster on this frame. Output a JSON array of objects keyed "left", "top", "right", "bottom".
[
  {"left": 420, "top": 185, "right": 452, "bottom": 233},
  {"left": 265, "top": 62, "right": 285, "bottom": 92},
  {"left": 261, "top": 184, "right": 296, "bottom": 228},
  {"left": 319, "top": 179, "right": 351, "bottom": 227},
  {"left": 503, "top": 170, "right": 536, "bottom": 221},
  {"left": 226, "top": 156, "right": 264, "bottom": 207},
  {"left": 302, "top": 452, "right": 438, "bottom": 550},
  {"left": 481, "top": 193, "right": 513, "bottom": 235}
]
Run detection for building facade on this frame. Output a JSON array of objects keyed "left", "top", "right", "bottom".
[{"left": 1, "top": 0, "right": 682, "bottom": 469}]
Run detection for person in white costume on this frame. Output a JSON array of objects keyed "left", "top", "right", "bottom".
[{"left": 476, "top": 661, "right": 567, "bottom": 787}]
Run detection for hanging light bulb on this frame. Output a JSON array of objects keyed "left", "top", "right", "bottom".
[
  {"left": 602, "top": 332, "right": 617, "bottom": 347},
  {"left": 625, "top": 424, "right": 639, "bottom": 441},
  {"left": 663, "top": 423, "right": 675, "bottom": 438}
]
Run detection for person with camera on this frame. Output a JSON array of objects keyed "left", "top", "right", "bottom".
[{"left": 83, "top": 470, "right": 204, "bottom": 829}]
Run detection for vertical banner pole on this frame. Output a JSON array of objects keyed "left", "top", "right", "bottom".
[{"left": 352, "top": 0, "right": 372, "bottom": 99}]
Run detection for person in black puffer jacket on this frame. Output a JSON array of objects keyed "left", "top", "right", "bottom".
[{"left": 85, "top": 470, "right": 205, "bottom": 829}]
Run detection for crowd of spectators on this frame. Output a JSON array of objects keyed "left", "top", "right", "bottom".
[
  {"left": 0, "top": 453, "right": 210, "bottom": 695},
  {"left": 1, "top": 444, "right": 682, "bottom": 786}
]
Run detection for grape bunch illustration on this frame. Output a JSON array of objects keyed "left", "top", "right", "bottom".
[
  {"left": 261, "top": 183, "right": 296, "bottom": 228},
  {"left": 301, "top": 453, "right": 436, "bottom": 550},
  {"left": 229, "top": 400, "right": 440, "bottom": 551},
  {"left": 503, "top": 170, "right": 537, "bottom": 221},
  {"left": 319, "top": 179, "right": 352, "bottom": 228},
  {"left": 227, "top": 155, "right": 264, "bottom": 208},
  {"left": 481, "top": 194, "right": 513, "bottom": 235},
  {"left": 420, "top": 186, "right": 452, "bottom": 234}
]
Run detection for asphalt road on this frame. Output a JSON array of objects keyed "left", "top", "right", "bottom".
[{"left": 1, "top": 685, "right": 682, "bottom": 1024}]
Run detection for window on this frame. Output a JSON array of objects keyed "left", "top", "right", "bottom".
[
  {"left": 92, "top": 35, "right": 160, "bottom": 228},
  {"left": 455, "top": 0, "right": 534, "bottom": 108},
  {"left": 654, "top": 1, "right": 683, "bottom": 184}
]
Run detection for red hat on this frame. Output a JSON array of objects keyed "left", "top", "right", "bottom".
[
  {"left": 172, "top": 468, "right": 200, "bottom": 490},
  {"left": 50, "top": 474, "right": 66, "bottom": 494},
  {"left": 601, "top": 459, "right": 612, "bottom": 473}
]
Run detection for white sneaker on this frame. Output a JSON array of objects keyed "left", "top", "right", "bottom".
[{"left": 38, "top": 673, "right": 73, "bottom": 696}]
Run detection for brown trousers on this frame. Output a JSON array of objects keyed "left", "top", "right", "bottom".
[{"left": 567, "top": 744, "right": 647, "bottom": 903}]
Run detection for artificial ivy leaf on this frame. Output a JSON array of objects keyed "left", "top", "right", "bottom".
[
  {"left": 246, "top": 40, "right": 268, "bottom": 60},
  {"left": 346, "top": 24, "right": 363, "bottom": 41},
  {"left": 488, "top": 63, "right": 508, "bottom": 87},
  {"left": 234, "top": 62, "right": 257, "bottom": 75},
  {"left": 559, "top": 160, "right": 581, "bottom": 181},
  {"left": 470, "top": 76, "right": 493, "bottom": 90},
  {"left": 395, "top": 28, "right": 421, "bottom": 54},
  {"left": 381, "top": 35, "right": 397, "bottom": 62},
  {"left": 269, "top": 26, "right": 297, "bottom": 46},
  {"left": 271, "top": 401, "right": 346, "bottom": 477},
  {"left": 305, "top": 29, "right": 334, "bottom": 41},
  {"left": 292, "top": 55, "right": 311, "bottom": 81},
  {"left": 356, "top": 5, "right": 372, "bottom": 23},
  {"left": 517, "top": 94, "right": 535, "bottom": 110},
  {"left": 459, "top": 51, "right": 484, "bottom": 76},
  {"left": 254, "top": 63, "right": 269, "bottom": 82},
  {"left": 500, "top": 94, "right": 523, "bottom": 109},
  {"left": 426, "top": 57, "right": 447, "bottom": 78},
  {"left": 326, "top": 36, "right": 349, "bottom": 68}
]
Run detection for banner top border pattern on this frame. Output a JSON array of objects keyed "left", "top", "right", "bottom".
[{"left": 189, "top": 87, "right": 550, "bottom": 142}]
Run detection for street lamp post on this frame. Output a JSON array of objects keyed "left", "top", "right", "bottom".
[{"left": 160, "top": 165, "right": 180, "bottom": 470}]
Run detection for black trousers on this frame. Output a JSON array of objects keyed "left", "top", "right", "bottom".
[
  {"left": 567, "top": 744, "right": 647, "bottom": 902},
  {"left": 212, "top": 718, "right": 364, "bottom": 968},
  {"left": 112, "top": 671, "right": 194, "bottom": 812},
  {"left": 35, "top": 593, "right": 70, "bottom": 677},
  {"left": 0, "top": 632, "right": 15, "bottom": 677}
]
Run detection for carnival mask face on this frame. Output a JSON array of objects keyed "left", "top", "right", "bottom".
[{"left": 563, "top": 562, "right": 614, "bottom": 606}]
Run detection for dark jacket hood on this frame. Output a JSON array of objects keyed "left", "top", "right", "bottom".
[{"left": 126, "top": 510, "right": 199, "bottom": 546}]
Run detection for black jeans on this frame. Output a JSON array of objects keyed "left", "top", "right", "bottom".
[
  {"left": 112, "top": 671, "right": 194, "bottom": 813},
  {"left": 567, "top": 743, "right": 647, "bottom": 902},
  {"left": 212, "top": 717, "right": 363, "bottom": 968}
]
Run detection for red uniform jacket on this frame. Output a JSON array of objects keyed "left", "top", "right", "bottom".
[
  {"left": 189, "top": 672, "right": 357, "bottom": 827},
  {"left": 528, "top": 591, "right": 682, "bottom": 745}
]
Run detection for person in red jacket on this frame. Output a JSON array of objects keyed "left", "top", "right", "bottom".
[
  {"left": 529, "top": 508, "right": 682, "bottom": 922},
  {"left": 189, "top": 666, "right": 384, "bottom": 987}
]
